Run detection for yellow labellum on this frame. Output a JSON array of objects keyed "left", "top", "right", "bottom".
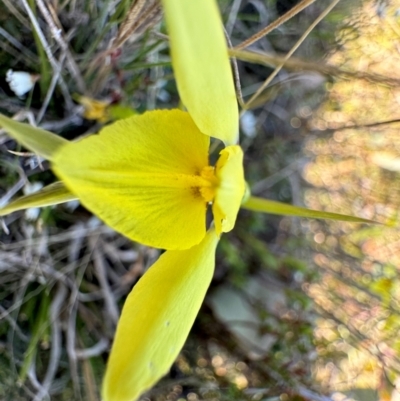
[
  {"left": 162, "top": 0, "right": 239, "bottom": 145},
  {"left": 213, "top": 145, "right": 246, "bottom": 234},
  {"left": 102, "top": 229, "right": 219, "bottom": 401}
]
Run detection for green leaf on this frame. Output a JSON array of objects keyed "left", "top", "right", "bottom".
[
  {"left": 0, "top": 182, "right": 77, "bottom": 216},
  {"left": 242, "top": 196, "right": 378, "bottom": 224},
  {"left": 108, "top": 105, "right": 136, "bottom": 120},
  {"left": 0, "top": 113, "right": 67, "bottom": 160},
  {"left": 19, "top": 293, "right": 50, "bottom": 384}
]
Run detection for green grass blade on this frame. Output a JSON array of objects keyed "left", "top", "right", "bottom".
[
  {"left": 0, "top": 113, "right": 68, "bottom": 160},
  {"left": 242, "top": 196, "right": 378, "bottom": 224},
  {"left": 27, "top": 0, "right": 51, "bottom": 94},
  {"left": 18, "top": 293, "right": 50, "bottom": 384},
  {"left": 0, "top": 182, "right": 77, "bottom": 216}
]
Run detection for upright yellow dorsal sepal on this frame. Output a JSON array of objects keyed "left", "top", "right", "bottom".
[{"left": 161, "top": 0, "right": 239, "bottom": 145}]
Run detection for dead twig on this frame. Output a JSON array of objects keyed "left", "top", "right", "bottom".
[
  {"left": 242, "top": 0, "right": 342, "bottom": 110},
  {"left": 35, "top": 0, "right": 86, "bottom": 93},
  {"left": 229, "top": 49, "right": 400, "bottom": 87},
  {"left": 32, "top": 284, "right": 67, "bottom": 401},
  {"left": 20, "top": 0, "right": 74, "bottom": 110},
  {"left": 234, "top": 0, "right": 319, "bottom": 49},
  {"left": 90, "top": 237, "right": 119, "bottom": 325}
]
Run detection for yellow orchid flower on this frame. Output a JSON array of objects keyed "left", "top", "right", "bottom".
[
  {"left": 52, "top": 109, "right": 245, "bottom": 251},
  {"left": 0, "top": 1, "right": 375, "bottom": 401},
  {"left": 0, "top": 3, "right": 244, "bottom": 400}
]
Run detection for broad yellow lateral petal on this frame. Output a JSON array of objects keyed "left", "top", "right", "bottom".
[
  {"left": 102, "top": 229, "right": 219, "bottom": 401},
  {"left": 213, "top": 145, "right": 245, "bottom": 234},
  {"left": 162, "top": 0, "right": 239, "bottom": 145},
  {"left": 52, "top": 110, "right": 210, "bottom": 250}
]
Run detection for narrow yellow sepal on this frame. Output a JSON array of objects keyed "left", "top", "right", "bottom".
[
  {"left": 52, "top": 110, "right": 210, "bottom": 250},
  {"left": 213, "top": 145, "right": 246, "bottom": 235},
  {"left": 102, "top": 229, "right": 219, "bottom": 401},
  {"left": 162, "top": 0, "right": 239, "bottom": 145},
  {"left": 0, "top": 182, "right": 77, "bottom": 216},
  {"left": 242, "top": 196, "right": 378, "bottom": 224},
  {"left": 0, "top": 113, "right": 67, "bottom": 160}
]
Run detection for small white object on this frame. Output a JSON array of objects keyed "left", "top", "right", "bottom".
[
  {"left": 6, "top": 69, "right": 38, "bottom": 97},
  {"left": 23, "top": 182, "right": 43, "bottom": 221},
  {"left": 240, "top": 111, "right": 257, "bottom": 138},
  {"left": 65, "top": 199, "right": 80, "bottom": 212}
]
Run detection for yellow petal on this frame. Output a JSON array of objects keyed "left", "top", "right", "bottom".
[
  {"left": 102, "top": 229, "right": 219, "bottom": 401},
  {"left": 213, "top": 145, "right": 245, "bottom": 234},
  {"left": 52, "top": 110, "right": 210, "bottom": 250},
  {"left": 162, "top": 0, "right": 239, "bottom": 145}
]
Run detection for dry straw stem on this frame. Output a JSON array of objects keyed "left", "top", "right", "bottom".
[
  {"left": 242, "top": 0, "right": 342, "bottom": 110},
  {"left": 234, "top": 0, "right": 319, "bottom": 50},
  {"left": 90, "top": 236, "right": 120, "bottom": 325},
  {"left": 0, "top": 40, "right": 33, "bottom": 67},
  {"left": 37, "top": 52, "right": 67, "bottom": 123},
  {"left": 20, "top": 0, "right": 73, "bottom": 110},
  {"left": 225, "top": 0, "right": 242, "bottom": 36},
  {"left": 0, "top": 26, "right": 37, "bottom": 63},
  {"left": 31, "top": 284, "right": 67, "bottom": 401},
  {"left": 35, "top": 0, "right": 86, "bottom": 93},
  {"left": 114, "top": 0, "right": 161, "bottom": 49},
  {"left": 229, "top": 49, "right": 400, "bottom": 88},
  {"left": 2, "top": 0, "right": 30, "bottom": 27},
  {"left": 332, "top": 118, "right": 400, "bottom": 131},
  {"left": 89, "top": 0, "right": 161, "bottom": 94},
  {"left": 225, "top": 28, "right": 244, "bottom": 108}
]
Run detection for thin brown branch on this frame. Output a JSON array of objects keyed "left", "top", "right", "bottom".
[
  {"left": 327, "top": 118, "right": 400, "bottom": 131},
  {"left": 20, "top": 0, "right": 73, "bottom": 110},
  {"left": 35, "top": 0, "right": 86, "bottom": 93},
  {"left": 90, "top": 237, "right": 119, "bottom": 325},
  {"left": 229, "top": 49, "right": 400, "bottom": 87},
  {"left": 115, "top": 0, "right": 147, "bottom": 47},
  {"left": 242, "top": 0, "right": 342, "bottom": 110},
  {"left": 234, "top": 0, "right": 319, "bottom": 50},
  {"left": 225, "top": 29, "right": 244, "bottom": 108}
]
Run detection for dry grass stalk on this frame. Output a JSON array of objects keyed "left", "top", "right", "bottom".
[
  {"left": 242, "top": 0, "right": 342, "bottom": 109},
  {"left": 234, "top": 0, "right": 319, "bottom": 50},
  {"left": 229, "top": 49, "right": 400, "bottom": 88},
  {"left": 35, "top": 0, "right": 86, "bottom": 93},
  {"left": 88, "top": 0, "right": 161, "bottom": 94}
]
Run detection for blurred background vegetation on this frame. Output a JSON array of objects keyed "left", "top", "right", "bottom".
[{"left": 1, "top": 0, "right": 400, "bottom": 400}]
